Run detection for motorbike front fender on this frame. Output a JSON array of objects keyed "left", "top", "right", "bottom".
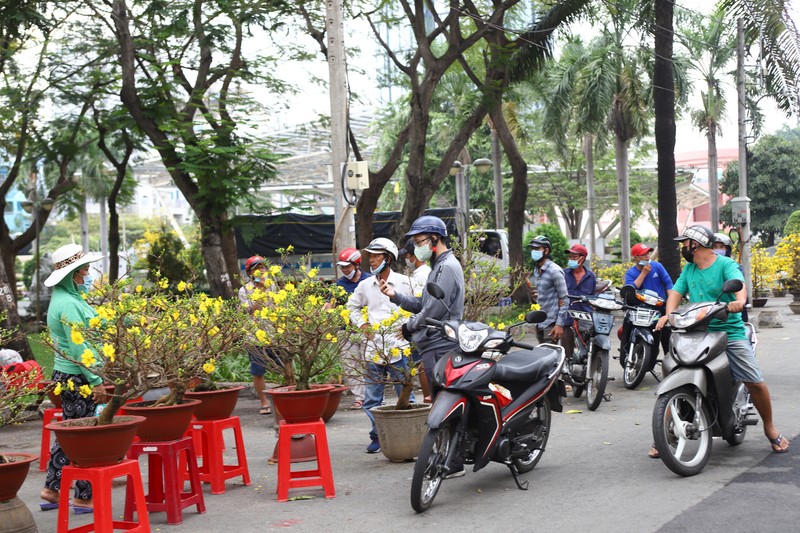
[
  {"left": 632, "top": 327, "right": 654, "bottom": 346},
  {"left": 426, "top": 390, "right": 468, "bottom": 430},
  {"left": 592, "top": 334, "right": 611, "bottom": 351},
  {"left": 655, "top": 367, "right": 707, "bottom": 397}
]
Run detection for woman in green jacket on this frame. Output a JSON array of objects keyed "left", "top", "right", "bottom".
[{"left": 39, "top": 244, "right": 105, "bottom": 513}]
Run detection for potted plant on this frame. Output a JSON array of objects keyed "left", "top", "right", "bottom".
[
  {"left": 1, "top": 320, "right": 44, "bottom": 530},
  {"left": 750, "top": 244, "right": 776, "bottom": 306},
  {"left": 45, "top": 276, "right": 249, "bottom": 457},
  {"left": 249, "top": 260, "right": 358, "bottom": 422},
  {"left": 775, "top": 232, "right": 800, "bottom": 313}
]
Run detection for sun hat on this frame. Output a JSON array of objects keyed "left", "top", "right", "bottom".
[{"left": 44, "top": 244, "right": 102, "bottom": 287}]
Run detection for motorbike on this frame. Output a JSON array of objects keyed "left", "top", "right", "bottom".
[
  {"left": 618, "top": 285, "right": 666, "bottom": 389},
  {"left": 652, "top": 279, "right": 758, "bottom": 477},
  {"left": 410, "top": 283, "right": 566, "bottom": 513},
  {"left": 563, "top": 283, "right": 622, "bottom": 411}
]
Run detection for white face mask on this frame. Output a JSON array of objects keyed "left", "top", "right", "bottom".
[
  {"left": 415, "top": 244, "right": 433, "bottom": 262},
  {"left": 343, "top": 268, "right": 357, "bottom": 280},
  {"left": 406, "top": 258, "right": 416, "bottom": 270}
]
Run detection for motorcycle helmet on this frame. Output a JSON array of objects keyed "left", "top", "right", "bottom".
[
  {"left": 336, "top": 247, "right": 362, "bottom": 266},
  {"left": 528, "top": 235, "right": 551, "bottom": 250},
  {"left": 713, "top": 233, "right": 733, "bottom": 257},
  {"left": 244, "top": 255, "right": 265, "bottom": 275},
  {"left": 674, "top": 225, "right": 714, "bottom": 248},
  {"left": 405, "top": 216, "right": 448, "bottom": 238},
  {"left": 363, "top": 237, "right": 399, "bottom": 261}
]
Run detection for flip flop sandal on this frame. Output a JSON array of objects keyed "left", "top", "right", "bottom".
[
  {"left": 40, "top": 501, "right": 66, "bottom": 511},
  {"left": 769, "top": 433, "right": 790, "bottom": 453},
  {"left": 259, "top": 407, "right": 272, "bottom": 415},
  {"left": 73, "top": 506, "right": 94, "bottom": 515},
  {"left": 349, "top": 401, "right": 363, "bottom": 410}
]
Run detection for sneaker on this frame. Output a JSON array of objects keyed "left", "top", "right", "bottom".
[
  {"left": 444, "top": 468, "right": 465, "bottom": 479},
  {"left": 366, "top": 439, "right": 381, "bottom": 454}
]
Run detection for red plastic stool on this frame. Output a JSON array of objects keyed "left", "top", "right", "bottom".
[
  {"left": 184, "top": 416, "right": 250, "bottom": 495},
  {"left": 57, "top": 459, "right": 149, "bottom": 533},
  {"left": 276, "top": 419, "right": 335, "bottom": 502},
  {"left": 124, "top": 436, "right": 205, "bottom": 525},
  {"left": 40, "top": 408, "right": 64, "bottom": 471}
]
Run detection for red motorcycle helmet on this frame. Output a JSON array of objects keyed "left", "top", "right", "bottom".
[
  {"left": 336, "top": 247, "right": 362, "bottom": 266},
  {"left": 244, "top": 255, "right": 265, "bottom": 275}
]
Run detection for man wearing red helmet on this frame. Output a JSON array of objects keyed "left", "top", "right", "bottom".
[
  {"left": 334, "top": 247, "right": 372, "bottom": 409},
  {"left": 561, "top": 244, "right": 595, "bottom": 361}
]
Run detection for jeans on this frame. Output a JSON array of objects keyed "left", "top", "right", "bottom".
[{"left": 363, "top": 358, "right": 415, "bottom": 440}]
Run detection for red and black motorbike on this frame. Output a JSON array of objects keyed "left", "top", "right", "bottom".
[{"left": 410, "top": 283, "right": 566, "bottom": 513}]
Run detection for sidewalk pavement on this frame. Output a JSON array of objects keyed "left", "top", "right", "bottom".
[{"left": 4, "top": 295, "right": 799, "bottom": 532}]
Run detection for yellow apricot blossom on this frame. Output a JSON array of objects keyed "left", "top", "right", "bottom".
[
  {"left": 81, "top": 349, "right": 97, "bottom": 367},
  {"left": 102, "top": 344, "right": 116, "bottom": 361},
  {"left": 79, "top": 384, "right": 93, "bottom": 398},
  {"left": 70, "top": 330, "right": 85, "bottom": 345}
]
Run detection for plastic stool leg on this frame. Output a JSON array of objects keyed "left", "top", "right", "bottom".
[
  {"left": 231, "top": 419, "right": 251, "bottom": 487},
  {"left": 313, "top": 426, "right": 335, "bottom": 498}
]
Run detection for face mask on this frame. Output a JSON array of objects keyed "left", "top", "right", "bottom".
[
  {"left": 343, "top": 268, "right": 357, "bottom": 280},
  {"left": 638, "top": 260, "right": 650, "bottom": 267},
  {"left": 415, "top": 244, "right": 433, "bottom": 262},
  {"left": 406, "top": 258, "right": 416, "bottom": 269},
  {"left": 531, "top": 250, "right": 543, "bottom": 262},
  {"left": 681, "top": 244, "right": 695, "bottom": 263},
  {"left": 82, "top": 274, "right": 94, "bottom": 291},
  {"left": 567, "top": 259, "right": 579, "bottom": 269},
  {"left": 713, "top": 249, "right": 726, "bottom": 256},
  {"left": 371, "top": 260, "right": 387, "bottom": 275}
]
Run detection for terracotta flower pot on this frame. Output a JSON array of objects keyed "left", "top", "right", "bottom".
[
  {"left": 0, "top": 453, "right": 37, "bottom": 502},
  {"left": 310, "top": 384, "right": 349, "bottom": 422},
  {"left": 46, "top": 415, "right": 145, "bottom": 468},
  {"left": 183, "top": 386, "right": 244, "bottom": 420},
  {"left": 119, "top": 399, "right": 200, "bottom": 441},
  {"left": 266, "top": 385, "right": 334, "bottom": 424},
  {"left": 38, "top": 380, "right": 62, "bottom": 409}
]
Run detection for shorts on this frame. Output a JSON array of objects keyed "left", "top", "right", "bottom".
[
  {"left": 247, "top": 346, "right": 281, "bottom": 377},
  {"left": 726, "top": 340, "right": 764, "bottom": 383}
]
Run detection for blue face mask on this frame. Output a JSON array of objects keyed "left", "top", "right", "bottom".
[
  {"left": 82, "top": 274, "right": 94, "bottom": 292},
  {"left": 638, "top": 260, "right": 650, "bottom": 267},
  {"left": 371, "top": 260, "right": 387, "bottom": 275},
  {"left": 567, "top": 259, "right": 579, "bottom": 269},
  {"left": 713, "top": 249, "right": 726, "bottom": 256},
  {"left": 531, "top": 250, "right": 543, "bottom": 262}
]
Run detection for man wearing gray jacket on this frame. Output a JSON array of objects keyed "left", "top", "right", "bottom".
[{"left": 380, "top": 216, "right": 464, "bottom": 390}]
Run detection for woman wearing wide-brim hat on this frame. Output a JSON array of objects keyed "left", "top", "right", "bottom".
[{"left": 39, "top": 243, "right": 106, "bottom": 513}]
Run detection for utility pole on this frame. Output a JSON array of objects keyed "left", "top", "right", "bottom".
[
  {"left": 585, "top": 134, "right": 597, "bottom": 259},
  {"left": 327, "top": 0, "right": 356, "bottom": 256},
  {"left": 737, "top": 18, "right": 753, "bottom": 305}
]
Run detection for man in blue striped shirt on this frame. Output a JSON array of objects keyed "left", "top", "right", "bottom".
[{"left": 528, "top": 235, "right": 569, "bottom": 344}]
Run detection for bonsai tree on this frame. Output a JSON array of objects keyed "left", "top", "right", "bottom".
[
  {"left": 46, "top": 277, "right": 250, "bottom": 424},
  {"left": 0, "top": 316, "right": 46, "bottom": 428},
  {"left": 750, "top": 243, "right": 777, "bottom": 298},
  {"left": 247, "top": 256, "right": 358, "bottom": 390},
  {"left": 775, "top": 233, "right": 800, "bottom": 293}
]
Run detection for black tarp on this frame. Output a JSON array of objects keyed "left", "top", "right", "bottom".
[{"left": 233, "top": 207, "right": 458, "bottom": 258}]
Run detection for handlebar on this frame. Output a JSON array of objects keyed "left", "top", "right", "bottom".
[{"left": 510, "top": 340, "right": 534, "bottom": 350}]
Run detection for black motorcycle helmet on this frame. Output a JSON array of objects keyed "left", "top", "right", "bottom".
[{"left": 528, "top": 235, "right": 552, "bottom": 251}]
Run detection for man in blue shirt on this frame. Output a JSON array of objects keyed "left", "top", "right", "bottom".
[
  {"left": 562, "top": 244, "right": 596, "bottom": 359},
  {"left": 620, "top": 243, "right": 673, "bottom": 367}
]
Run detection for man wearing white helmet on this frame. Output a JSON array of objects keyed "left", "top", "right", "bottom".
[{"left": 346, "top": 237, "right": 415, "bottom": 453}]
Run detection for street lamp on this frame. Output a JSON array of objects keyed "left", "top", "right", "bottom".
[
  {"left": 450, "top": 158, "right": 493, "bottom": 246},
  {"left": 21, "top": 191, "right": 55, "bottom": 325}
]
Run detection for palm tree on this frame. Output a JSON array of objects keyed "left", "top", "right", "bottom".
[{"left": 679, "top": 9, "right": 737, "bottom": 231}]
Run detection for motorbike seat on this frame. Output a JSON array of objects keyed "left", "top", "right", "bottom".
[{"left": 494, "top": 348, "right": 559, "bottom": 383}]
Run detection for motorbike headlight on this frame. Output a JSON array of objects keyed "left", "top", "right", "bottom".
[
  {"left": 591, "top": 298, "right": 623, "bottom": 311},
  {"left": 443, "top": 324, "right": 457, "bottom": 340},
  {"left": 457, "top": 324, "right": 488, "bottom": 352},
  {"left": 668, "top": 304, "right": 711, "bottom": 329}
]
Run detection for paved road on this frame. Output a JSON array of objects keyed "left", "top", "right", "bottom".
[{"left": 7, "top": 299, "right": 800, "bottom": 532}]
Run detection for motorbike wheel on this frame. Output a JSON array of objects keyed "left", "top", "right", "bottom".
[
  {"left": 411, "top": 425, "right": 454, "bottom": 513},
  {"left": 586, "top": 349, "right": 609, "bottom": 411},
  {"left": 725, "top": 384, "right": 750, "bottom": 446},
  {"left": 623, "top": 341, "right": 654, "bottom": 390},
  {"left": 511, "top": 396, "right": 552, "bottom": 474},
  {"left": 652, "top": 386, "right": 712, "bottom": 477}
]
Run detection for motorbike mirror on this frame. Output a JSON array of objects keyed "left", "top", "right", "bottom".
[
  {"left": 426, "top": 282, "right": 445, "bottom": 300},
  {"left": 619, "top": 285, "right": 638, "bottom": 306},
  {"left": 525, "top": 310, "right": 547, "bottom": 324},
  {"left": 721, "top": 279, "right": 744, "bottom": 294}
]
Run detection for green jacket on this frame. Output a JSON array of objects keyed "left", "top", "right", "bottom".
[{"left": 47, "top": 272, "right": 103, "bottom": 386}]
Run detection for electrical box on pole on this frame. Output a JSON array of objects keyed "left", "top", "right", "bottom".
[
  {"left": 730, "top": 196, "right": 750, "bottom": 226},
  {"left": 344, "top": 161, "right": 370, "bottom": 190}
]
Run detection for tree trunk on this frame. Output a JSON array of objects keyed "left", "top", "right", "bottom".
[
  {"left": 653, "top": 0, "right": 679, "bottom": 279},
  {"left": 0, "top": 257, "right": 32, "bottom": 360},
  {"left": 99, "top": 200, "right": 108, "bottom": 276},
  {"left": 80, "top": 196, "right": 89, "bottom": 253},
  {"left": 707, "top": 125, "right": 719, "bottom": 231},
  {"left": 108, "top": 200, "right": 120, "bottom": 282},
  {"left": 490, "top": 105, "right": 530, "bottom": 304},
  {"left": 585, "top": 134, "right": 597, "bottom": 259},
  {"left": 198, "top": 213, "right": 235, "bottom": 299},
  {"left": 615, "top": 136, "right": 631, "bottom": 262}
]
